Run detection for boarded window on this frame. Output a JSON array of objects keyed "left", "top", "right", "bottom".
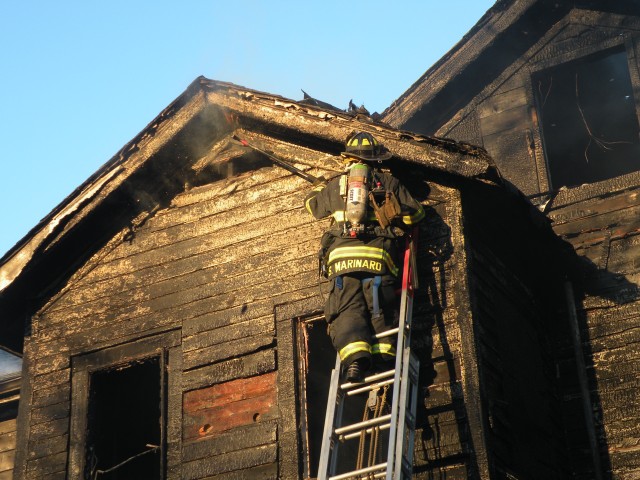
[
  {"left": 533, "top": 46, "right": 640, "bottom": 189},
  {"left": 182, "top": 372, "right": 278, "bottom": 442}
]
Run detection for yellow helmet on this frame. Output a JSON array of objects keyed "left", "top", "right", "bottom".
[{"left": 342, "top": 132, "right": 392, "bottom": 162}]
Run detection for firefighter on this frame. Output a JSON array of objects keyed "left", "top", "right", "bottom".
[{"left": 305, "top": 132, "right": 425, "bottom": 382}]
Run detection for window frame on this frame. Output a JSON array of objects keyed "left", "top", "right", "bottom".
[
  {"left": 529, "top": 35, "right": 640, "bottom": 192},
  {"left": 274, "top": 297, "right": 325, "bottom": 480},
  {"left": 67, "top": 331, "right": 180, "bottom": 480},
  {"left": 294, "top": 314, "right": 333, "bottom": 479}
]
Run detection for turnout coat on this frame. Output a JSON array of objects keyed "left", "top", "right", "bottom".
[{"left": 305, "top": 168, "right": 425, "bottom": 280}]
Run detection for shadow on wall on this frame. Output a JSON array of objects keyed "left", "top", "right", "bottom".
[
  {"left": 411, "top": 205, "right": 480, "bottom": 476},
  {"left": 408, "top": 185, "right": 638, "bottom": 479},
  {"left": 563, "top": 249, "right": 639, "bottom": 480}
]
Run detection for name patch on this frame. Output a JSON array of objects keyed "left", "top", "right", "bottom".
[{"left": 330, "top": 259, "right": 383, "bottom": 276}]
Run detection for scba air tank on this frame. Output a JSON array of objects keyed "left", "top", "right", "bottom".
[{"left": 346, "top": 163, "right": 370, "bottom": 226}]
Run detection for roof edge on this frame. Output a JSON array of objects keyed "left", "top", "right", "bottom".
[{"left": 381, "top": 0, "right": 538, "bottom": 128}]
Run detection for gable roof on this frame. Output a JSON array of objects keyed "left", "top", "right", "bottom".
[
  {"left": 0, "top": 76, "right": 497, "bottom": 352},
  {"left": 382, "top": 0, "right": 640, "bottom": 134}
]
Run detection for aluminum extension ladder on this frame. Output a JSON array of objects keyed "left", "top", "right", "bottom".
[{"left": 318, "top": 230, "right": 420, "bottom": 480}]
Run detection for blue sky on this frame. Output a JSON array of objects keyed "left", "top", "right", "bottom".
[{"left": 0, "top": 1, "right": 495, "bottom": 257}]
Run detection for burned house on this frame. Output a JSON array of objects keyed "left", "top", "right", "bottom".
[
  {"left": 0, "top": 74, "right": 593, "bottom": 480},
  {"left": 383, "top": 0, "right": 640, "bottom": 478}
]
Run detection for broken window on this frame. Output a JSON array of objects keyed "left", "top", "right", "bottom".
[
  {"left": 296, "top": 317, "right": 390, "bottom": 479},
  {"left": 85, "top": 357, "right": 162, "bottom": 479},
  {"left": 69, "top": 333, "right": 180, "bottom": 480},
  {"left": 533, "top": 46, "right": 640, "bottom": 189},
  {"left": 296, "top": 316, "right": 334, "bottom": 479},
  {"left": 296, "top": 316, "right": 375, "bottom": 478},
  {"left": 0, "top": 349, "right": 21, "bottom": 422}
]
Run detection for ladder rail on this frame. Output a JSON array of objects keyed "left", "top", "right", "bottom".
[
  {"left": 318, "top": 355, "right": 343, "bottom": 480},
  {"left": 385, "top": 232, "right": 416, "bottom": 480},
  {"left": 392, "top": 350, "right": 419, "bottom": 479}
]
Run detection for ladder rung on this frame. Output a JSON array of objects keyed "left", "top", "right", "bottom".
[
  {"left": 374, "top": 327, "right": 399, "bottom": 339},
  {"left": 328, "top": 462, "right": 387, "bottom": 480},
  {"left": 340, "top": 422, "right": 390, "bottom": 441},
  {"left": 347, "top": 378, "right": 394, "bottom": 396},
  {"left": 341, "top": 368, "right": 395, "bottom": 391},
  {"left": 334, "top": 414, "right": 391, "bottom": 436}
]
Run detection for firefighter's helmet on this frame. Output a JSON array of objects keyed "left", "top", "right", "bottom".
[{"left": 341, "top": 132, "right": 392, "bottom": 162}]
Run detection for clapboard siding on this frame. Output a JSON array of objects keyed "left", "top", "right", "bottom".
[
  {"left": 44, "top": 198, "right": 317, "bottom": 316},
  {"left": 181, "top": 422, "right": 279, "bottom": 479},
  {"left": 182, "top": 315, "right": 275, "bottom": 370},
  {"left": 43, "top": 168, "right": 325, "bottom": 312},
  {"left": 21, "top": 161, "right": 325, "bottom": 478},
  {"left": 183, "top": 444, "right": 277, "bottom": 480},
  {"left": 548, "top": 185, "right": 640, "bottom": 476}
]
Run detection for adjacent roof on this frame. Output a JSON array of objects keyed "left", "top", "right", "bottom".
[{"left": 382, "top": 0, "right": 640, "bottom": 134}]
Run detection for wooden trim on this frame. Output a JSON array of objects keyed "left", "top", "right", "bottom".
[
  {"left": 166, "top": 345, "right": 182, "bottom": 480},
  {"left": 626, "top": 36, "right": 640, "bottom": 135},
  {"left": 524, "top": 65, "right": 551, "bottom": 194},
  {"left": 446, "top": 190, "right": 491, "bottom": 477}
]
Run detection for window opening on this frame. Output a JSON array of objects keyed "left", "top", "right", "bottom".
[
  {"left": 533, "top": 46, "right": 640, "bottom": 189},
  {"left": 0, "top": 348, "right": 21, "bottom": 422},
  {"left": 296, "top": 316, "right": 380, "bottom": 478},
  {"left": 85, "top": 357, "right": 162, "bottom": 480},
  {"left": 297, "top": 317, "right": 333, "bottom": 478}
]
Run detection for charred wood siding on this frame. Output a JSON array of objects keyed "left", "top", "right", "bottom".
[
  {"left": 407, "top": 183, "right": 488, "bottom": 479},
  {"left": 19, "top": 162, "right": 326, "bottom": 479},
  {"left": 467, "top": 241, "right": 565, "bottom": 478},
  {"left": 16, "top": 151, "right": 521, "bottom": 479},
  {"left": 436, "top": 11, "right": 640, "bottom": 198},
  {"left": 0, "top": 419, "right": 16, "bottom": 479},
  {"left": 457, "top": 181, "right": 572, "bottom": 479},
  {"left": 549, "top": 185, "right": 640, "bottom": 478},
  {"left": 423, "top": 10, "right": 640, "bottom": 478}
]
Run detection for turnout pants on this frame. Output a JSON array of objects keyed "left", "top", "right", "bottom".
[{"left": 324, "top": 272, "right": 399, "bottom": 367}]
